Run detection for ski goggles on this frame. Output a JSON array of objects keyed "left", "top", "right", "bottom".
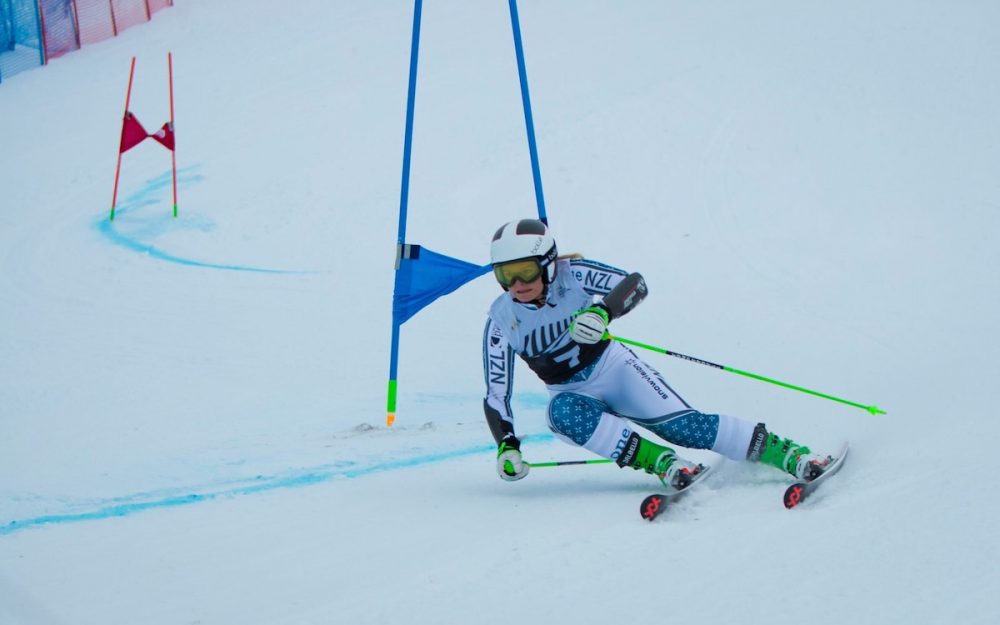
[{"left": 493, "top": 259, "right": 543, "bottom": 288}]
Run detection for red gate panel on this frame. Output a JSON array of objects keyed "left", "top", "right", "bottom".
[{"left": 73, "top": 0, "right": 115, "bottom": 44}]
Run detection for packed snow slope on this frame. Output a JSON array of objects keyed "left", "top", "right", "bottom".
[{"left": 1, "top": 1, "right": 998, "bottom": 624}]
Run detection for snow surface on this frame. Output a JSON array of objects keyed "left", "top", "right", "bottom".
[{"left": 2, "top": 1, "right": 999, "bottom": 623}]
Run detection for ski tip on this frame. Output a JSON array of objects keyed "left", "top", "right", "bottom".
[
  {"left": 783, "top": 483, "right": 805, "bottom": 509},
  {"left": 640, "top": 494, "right": 665, "bottom": 521}
]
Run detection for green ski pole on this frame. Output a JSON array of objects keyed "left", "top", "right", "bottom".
[
  {"left": 526, "top": 459, "right": 614, "bottom": 468},
  {"left": 607, "top": 334, "right": 886, "bottom": 415}
]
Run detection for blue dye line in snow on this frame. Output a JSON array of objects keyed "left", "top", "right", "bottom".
[
  {"left": 97, "top": 219, "right": 300, "bottom": 274},
  {"left": 96, "top": 166, "right": 311, "bottom": 274},
  {"left": 0, "top": 433, "right": 556, "bottom": 536}
]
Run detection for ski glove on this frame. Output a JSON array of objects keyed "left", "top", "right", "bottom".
[
  {"left": 497, "top": 435, "right": 529, "bottom": 481},
  {"left": 570, "top": 305, "right": 610, "bottom": 345}
]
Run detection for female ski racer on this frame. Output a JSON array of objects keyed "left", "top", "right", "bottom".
[{"left": 482, "top": 218, "right": 832, "bottom": 487}]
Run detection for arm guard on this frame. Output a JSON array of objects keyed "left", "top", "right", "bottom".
[
  {"left": 600, "top": 272, "right": 648, "bottom": 320},
  {"left": 484, "top": 400, "right": 515, "bottom": 445}
]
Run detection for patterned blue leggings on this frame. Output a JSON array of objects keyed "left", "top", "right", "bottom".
[
  {"left": 548, "top": 392, "right": 720, "bottom": 450},
  {"left": 543, "top": 343, "right": 757, "bottom": 461}
]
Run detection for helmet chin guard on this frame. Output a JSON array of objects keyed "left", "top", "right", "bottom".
[{"left": 490, "top": 219, "right": 558, "bottom": 284}]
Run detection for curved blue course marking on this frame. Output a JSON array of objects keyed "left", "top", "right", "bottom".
[
  {"left": 95, "top": 166, "right": 312, "bottom": 275},
  {"left": 0, "top": 433, "right": 557, "bottom": 536}
]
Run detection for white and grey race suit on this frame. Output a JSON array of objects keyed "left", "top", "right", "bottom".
[{"left": 482, "top": 258, "right": 756, "bottom": 462}]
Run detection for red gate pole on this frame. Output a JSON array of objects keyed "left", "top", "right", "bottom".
[
  {"left": 110, "top": 56, "right": 137, "bottom": 221},
  {"left": 168, "top": 52, "right": 177, "bottom": 217},
  {"left": 70, "top": 0, "right": 81, "bottom": 48},
  {"left": 36, "top": 0, "right": 49, "bottom": 64}
]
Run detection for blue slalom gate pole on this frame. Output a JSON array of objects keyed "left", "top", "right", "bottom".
[
  {"left": 388, "top": 0, "right": 424, "bottom": 426},
  {"left": 508, "top": 0, "right": 548, "bottom": 225}
]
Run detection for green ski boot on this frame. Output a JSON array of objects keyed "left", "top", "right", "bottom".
[
  {"left": 616, "top": 432, "right": 694, "bottom": 489},
  {"left": 748, "top": 423, "right": 829, "bottom": 481}
]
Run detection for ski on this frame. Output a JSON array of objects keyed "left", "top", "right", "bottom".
[
  {"left": 783, "top": 443, "right": 850, "bottom": 509},
  {"left": 639, "top": 464, "right": 713, "bottom": 521}
]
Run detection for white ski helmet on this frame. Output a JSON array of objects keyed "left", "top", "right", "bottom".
[{"left": 490, "top": 219, "right": 558, "bottom": 284}]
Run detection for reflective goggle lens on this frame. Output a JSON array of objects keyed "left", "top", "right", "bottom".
[{"left": 493, "top": 259, "right": 543, "bottom": 288}]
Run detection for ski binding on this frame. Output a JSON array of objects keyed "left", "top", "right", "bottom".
[
  {"left": 783, "top": 443, "right": 850, "bottom": 509},
  {"left": 640, "top": 463, "right": 713, "bottom": 521}
]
